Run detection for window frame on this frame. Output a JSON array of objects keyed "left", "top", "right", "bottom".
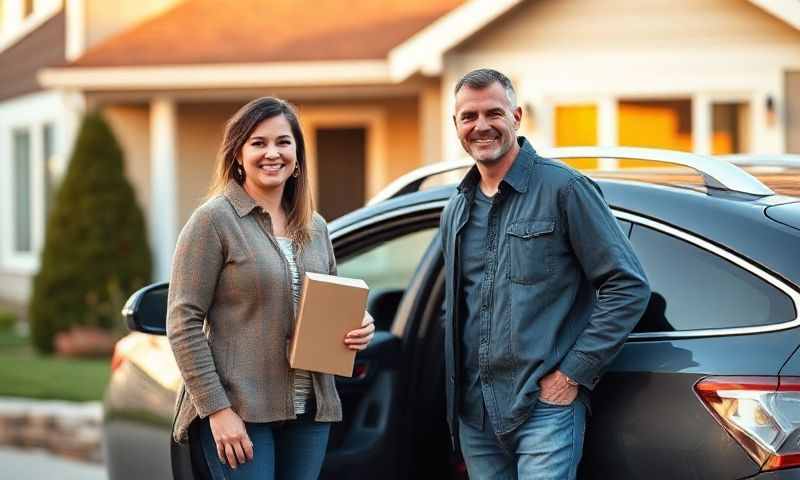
[
  {"left": 11, "top": 127, "right": 33, "bottom": 254},
  {"left": 616, "top": 210, "right": 800, "bottom": 340},
  {"left": 1, "top": 118, "right": 55, "bottom": 273}
]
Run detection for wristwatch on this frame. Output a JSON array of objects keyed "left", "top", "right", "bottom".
[{"left": 565, "top": 375, "right": 579, "bottom": 387}]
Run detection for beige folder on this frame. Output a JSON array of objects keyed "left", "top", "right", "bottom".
[{"left": 288, "top": 272, "right": 369, "bottom": 377}]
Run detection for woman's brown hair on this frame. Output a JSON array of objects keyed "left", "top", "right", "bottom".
[{"left": 209, "top": 97, "right": 314, "bottom": 246}]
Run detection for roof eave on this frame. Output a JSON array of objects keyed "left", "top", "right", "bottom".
[
  {"left": 747, "top": 0, "right": 800, "bottom": 30},
  {"left": 38, "top": 60, "right": 393, "bottom": 90}
]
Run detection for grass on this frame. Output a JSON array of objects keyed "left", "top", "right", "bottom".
[{"left": 0, "top": 331, "right": 110, "bottom": 402}]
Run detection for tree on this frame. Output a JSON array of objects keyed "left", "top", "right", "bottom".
[{"left": 29, "top": 112, "right": 152, "bottom": 353}]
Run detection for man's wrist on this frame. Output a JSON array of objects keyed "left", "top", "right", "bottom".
[{"left": 563, "top": 373, "right": 579, "bottom": 387}]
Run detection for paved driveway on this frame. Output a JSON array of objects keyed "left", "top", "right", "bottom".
[{"left": 0, "top": 447, "right": 106, "bottom": 480}]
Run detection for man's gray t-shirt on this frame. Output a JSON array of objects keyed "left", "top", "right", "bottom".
[{"left": 460, "top": 187, "right": 493, "bottom": 429}]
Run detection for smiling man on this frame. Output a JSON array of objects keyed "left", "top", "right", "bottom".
[{"left": 439, "top": 69, "right": 651, "bottom": 479}]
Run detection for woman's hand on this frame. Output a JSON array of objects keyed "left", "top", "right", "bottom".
[
  {"left": 209, "top": 407, "right": 254, "bottom": 469},
  {"left": 344, "top": 311, "right": 375, "bottom": 351}
]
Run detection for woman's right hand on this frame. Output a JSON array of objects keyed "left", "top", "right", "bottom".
[{"left": 209, "top": 407, "right": 254, "bottom": 469}]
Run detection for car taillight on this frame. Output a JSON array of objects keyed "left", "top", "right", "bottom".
[{"left": 695, "top": 376, "right": 800, "bottom": 472}]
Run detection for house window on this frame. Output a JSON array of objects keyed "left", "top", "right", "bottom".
[
  {"left": 12, "top": 128, "right": 32, "bottom": 253},
  {"left": 42, "top": 123, "right": 55, "bottom": 217},
  {"left": 618, "top": 99, "right": 692, "bottom": 167},
  {"left": 554, "top": 104, "right": 598, "bottom": 169}
]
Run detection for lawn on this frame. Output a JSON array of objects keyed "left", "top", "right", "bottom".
[{"left": 0, "top": 332, "right": 110, "bottom": 402}]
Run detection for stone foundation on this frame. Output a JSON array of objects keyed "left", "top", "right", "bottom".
[{"left": 0, "top": 399, "right": 103, "bottom": 464}]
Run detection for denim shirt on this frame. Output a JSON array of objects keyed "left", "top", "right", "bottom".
[{"left": 440, "top": 138, "right": 650, "bottom": 445}]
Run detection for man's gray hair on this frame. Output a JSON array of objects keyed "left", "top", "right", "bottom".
[{"left": 454, "top": 68, "right": 517, "bottom": 106}]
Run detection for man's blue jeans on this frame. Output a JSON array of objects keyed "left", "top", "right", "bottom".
[
  {"left": 459, "top": 400, "right": 586, "bottom": 480},
  {"left": 197, "top": 415, "right": 330, "bottom": 480}
]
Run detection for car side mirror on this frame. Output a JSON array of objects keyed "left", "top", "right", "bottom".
[{"left": 122, "top": 282, "right": 169, "bottom": 335}]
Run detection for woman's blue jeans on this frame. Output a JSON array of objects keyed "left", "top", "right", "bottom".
[{"left": 197, "top": 414, "right": 331, "bottom": 480}]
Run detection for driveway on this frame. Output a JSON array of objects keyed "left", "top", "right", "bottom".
[{"left": 0, "top": 447, "right": 106, "bottom": 480}]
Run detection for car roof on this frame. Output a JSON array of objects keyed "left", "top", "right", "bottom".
[{"left": 332, "top": 177, "right": 800, "bottom": 285}]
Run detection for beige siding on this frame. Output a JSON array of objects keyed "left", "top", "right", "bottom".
[
  {"left": 443, "top": 0, "right": 800, "bottom": 158},
  {"left": 103, "top": 105, "right": 151, "bottom": 217},
  {"left": 175, "top": 103, "right": 238, "bottom": 225},
  {"left": 787, "top": 71, "right": 800, "bottom": 153},
  {"left": 455, "top": 0, "right": 800, "bottom": 55},
  {"left": 384, "top": 98, "right": 421, "bottom": 184},
  {"left": 420, "top": 79, "right": 445, "bottom": 164}
]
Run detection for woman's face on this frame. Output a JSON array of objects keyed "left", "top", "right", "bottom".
[{"left": 239, "top": 114, "right": 298, "bottom": 195}]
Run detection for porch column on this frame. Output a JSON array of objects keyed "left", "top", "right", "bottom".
[
  {"left": 149, "top": 97, "right": 178, "bottom": 282},
  {"left": 692, "top": 94, "right": 712, "bottom": 155},
  {"left": 419, "top": 82, "right": 443, "bottom": 165},
  {"left": 598, "top": 97, "right": 619, "bottom": 170}
]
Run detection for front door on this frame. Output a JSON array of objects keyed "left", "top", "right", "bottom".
[{"left": 316, "top": 128, "right": 366, "bottom": 221}]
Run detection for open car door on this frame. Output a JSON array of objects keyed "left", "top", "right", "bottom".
[{"left": 122, "top": 200, "right": 444, "bottom": 480}]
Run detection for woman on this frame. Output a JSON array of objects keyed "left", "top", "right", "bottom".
[{"left": 167, "top": 97, "right": 375, "bottom": 479}]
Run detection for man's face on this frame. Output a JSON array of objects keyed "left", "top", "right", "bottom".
[{"left": 453, "top": 82, "right": 522, "bottom": 164}]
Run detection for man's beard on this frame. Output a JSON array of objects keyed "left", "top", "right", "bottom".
[{"left": 471, "top": 140, "right": 510, "bottom": 165}]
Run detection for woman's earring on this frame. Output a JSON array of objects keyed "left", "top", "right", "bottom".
[
  {"left": 292, "top": 165, "right": 300, "bottom": 178},
  {"left": 236, "top": 164, "right": 244, "bottom": 180}
]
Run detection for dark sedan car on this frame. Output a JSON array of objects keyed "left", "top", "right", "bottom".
[{"left": 105, "top": 147, "right": 800, "bottom": 479}]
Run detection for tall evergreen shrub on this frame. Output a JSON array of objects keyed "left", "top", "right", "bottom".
[{"left": 29, "top": 112, "right": 151, "bottom": 353}]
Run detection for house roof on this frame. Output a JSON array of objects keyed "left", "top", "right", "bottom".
[
  {"left": 71, "top": 0, "right": 464, "bottom": 68},
  {"left": 40, "top": 0, "right": 800, "bottom": 90}
]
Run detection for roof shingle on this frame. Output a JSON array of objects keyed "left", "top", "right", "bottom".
[{"left": 72, "top": 0, "right": 463, "bottom": 67}]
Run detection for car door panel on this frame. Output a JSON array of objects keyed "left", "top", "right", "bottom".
[
  {"left": 581, "top": 331, "right": 800, "bottom": 479},
  {"left": 322, "top": 333, "right": 402, "bottom": 479},
  {"left": 580, "top": 218, "right": 800, "bottom": 479}
]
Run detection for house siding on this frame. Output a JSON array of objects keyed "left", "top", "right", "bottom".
[
  {"left": 441, "top": 0, "right": 800, "bottom": 159},
  {"left": 0, "top": 11, "right": 65, "bottom": 102},
  {"left": 786, "top": 71, "right": 800, "bottom": 154}
]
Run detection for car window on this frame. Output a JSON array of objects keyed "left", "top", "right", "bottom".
[
  {"left": 337, "top": 228, "right": 437, "bottom": 291},
  {"left": 337, "top": 227, "right": 438, "bottom": 331},
  {"left": 629, "top": 224, "right": 796, "bottom": 332}
]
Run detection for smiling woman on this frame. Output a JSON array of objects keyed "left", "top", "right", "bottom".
[
  {"left": 208, "top": 98, "right": 314, "bottom": 245},
  {"left": 167, "top": 97, "right": 375, "bottom": 480}
]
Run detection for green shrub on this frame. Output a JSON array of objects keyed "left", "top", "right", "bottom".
[
  {"left": 29, "top": 112, "right": 152, "bottom": 353},
  {"left": 0, "top": 310, "right": 16, "bottom": 333}
]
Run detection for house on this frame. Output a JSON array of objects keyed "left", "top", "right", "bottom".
[
  {"left": 0, "top": 0, "right": 185, "bottom": 316},
  {"left": 2, "top": 0, "right": 799, "bottom": 315}
]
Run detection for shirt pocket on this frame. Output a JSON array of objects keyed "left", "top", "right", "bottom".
[{"left": 506, "top": 219, "right": 555, "bottom": 284}]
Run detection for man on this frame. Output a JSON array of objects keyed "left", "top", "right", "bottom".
[{"left": 440, "top": 68, "right": 650, "bottom": 479}]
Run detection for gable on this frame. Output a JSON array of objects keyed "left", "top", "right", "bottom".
[{"left": 452, "top": 0, "right": 800, "bottom": 57}]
